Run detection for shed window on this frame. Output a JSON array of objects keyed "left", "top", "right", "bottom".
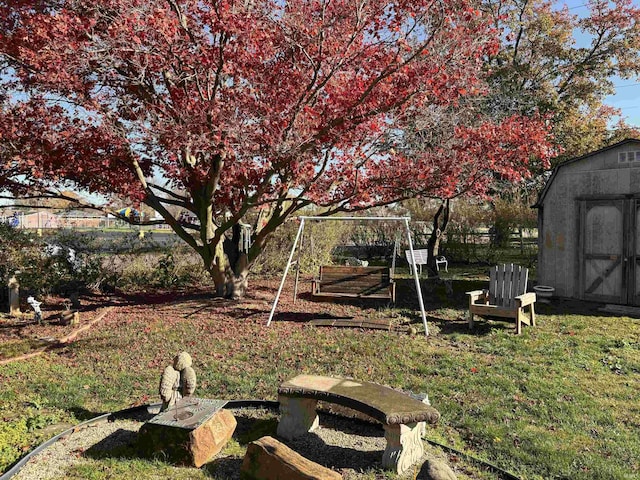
[{"left": 618, "top": 151, "right": 640, "bottom": 163}]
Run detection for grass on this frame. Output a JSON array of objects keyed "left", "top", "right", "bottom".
[
  {"left": 0, "top": 338, "right": 50, "bottom": 359},
  {"left": 0, "top": 268, "right": 639, "bottom": 479}
]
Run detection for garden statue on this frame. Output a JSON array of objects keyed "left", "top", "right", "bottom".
[
  {"left": 60, "top": 300, "right": 79, "bottom": 326},
  {"left": 159, "top": 352, "right": 197, "bottom": 411},
  {"left": 27, "top": 296, "right": 43, "bottom": 324},
  {"left": 8, "top": 272, "right": 21, "bottom": 316},
  {"left": 159, "top": 365, "right": 181, "bottom": 411}
]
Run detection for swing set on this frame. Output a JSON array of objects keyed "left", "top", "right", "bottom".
[{"left": 266, "top": 216, "right": 429, "bottom": 336}]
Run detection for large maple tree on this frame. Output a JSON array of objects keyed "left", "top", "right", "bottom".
[{"left": 0, "top": 0, "right": 554, "bottom": 297}]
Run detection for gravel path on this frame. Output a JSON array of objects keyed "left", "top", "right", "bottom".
[
  {"left": 12, "top": 407, "right": 474, "bottom": 480},
  {"left": 13, "top": 419, "right": 142, "bottom": 480}
]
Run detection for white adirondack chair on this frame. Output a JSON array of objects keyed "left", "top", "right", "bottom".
[
  {"left": 466, "top": 264, "right": 536, "bottom": 334},
  {"left": 404, "top": 249, "right": 448, "bottom": 274}
]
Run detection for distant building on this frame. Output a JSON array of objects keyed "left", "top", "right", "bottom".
[
  {"left": 55, "top": 210, "right": 106, "bottom": 228},
  {"left": 20, "top": 211, "right": 60, "bottom": 229}
]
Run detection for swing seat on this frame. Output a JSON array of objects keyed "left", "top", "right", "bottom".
[{"left": 311, "top": 266, "right": 396, "bottom": 302}]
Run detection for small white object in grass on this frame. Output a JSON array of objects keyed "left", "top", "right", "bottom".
[{"left": 27, "top": 296, "right": 43, "bottom": 323}]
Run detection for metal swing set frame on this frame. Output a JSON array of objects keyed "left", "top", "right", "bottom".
[{"left": 266, "top": 216, "right": 429, "bottom": 336}]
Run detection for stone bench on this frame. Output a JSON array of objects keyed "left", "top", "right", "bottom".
[{"left": 276, "top": 374, "right": 440, "bottom": 474}]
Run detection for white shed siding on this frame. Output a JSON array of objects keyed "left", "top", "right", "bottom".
[{"left": 537, "top": 139, "right": 640, "bottom": 300}]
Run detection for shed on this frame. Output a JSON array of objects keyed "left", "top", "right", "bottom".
[{"left": 534, "top": 138, "right": 640, "bottom": 304}]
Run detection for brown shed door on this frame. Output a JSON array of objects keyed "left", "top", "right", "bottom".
[
  {"left": 580, "top": 199, "right": 640, "bottom": 305},
  {"left": 582, "top": 200, "right": 625, "bottom": 303},
  {"left": 631, "top": 200, "right": 640, "bottom": 305}
]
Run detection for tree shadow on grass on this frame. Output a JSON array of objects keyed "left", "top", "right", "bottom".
[
  {"left": 268, "top": 312, "right": 356, "bottom": 323},
  {"left": 68, "top": 406, "right": 107, "bottom": 422}
]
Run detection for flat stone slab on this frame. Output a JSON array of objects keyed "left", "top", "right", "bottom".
[
  {"left": 138, "top": 398, "right": 236, "bottom": 467},
  {"left": 308, "top": 318, "right": 392, "bottom": 330},
  {"left": 147, "top": 397, "right": 228, "bottom": 429},
  {"left": 278, "top": 375, "right": 440, "bottom": 425},
  {"left": 240, "top": 436, "right": 341, "bottom": 480}
]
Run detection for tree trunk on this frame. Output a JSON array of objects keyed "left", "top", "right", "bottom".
[
  {"left": 207, "top": 224, "right": 252, "bottom": 299},
  {"left": 426, "top": 199, "right": 450, "bottom": 278},
  {"left": 208, "top": 255, "right": 250, "bottom": 299}
]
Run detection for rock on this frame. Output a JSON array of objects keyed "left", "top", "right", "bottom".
[
  {"left": 138, "top": 407, "right": 236, "bottom": 467},
  {"left": 241, "top": 436, "right": 341, "bottom": 480},
  {"left": 419, "top": 459, "right": 457, "bottom": 480}
]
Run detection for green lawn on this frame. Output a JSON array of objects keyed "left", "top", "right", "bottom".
[{"left": 1, "top": 272, "right": 639, "bottom": 479}]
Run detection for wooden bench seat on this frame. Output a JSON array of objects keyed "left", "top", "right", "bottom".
[
  {"left": 311, "top": 266, "right": 396, "bottom": 302},
  {"left": 276, "top": 374, "right": 440, "bottom": 474}
]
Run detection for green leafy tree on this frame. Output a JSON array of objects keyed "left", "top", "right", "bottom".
[{"left": 483, "top": 0, "right": 640, "bottom": 160}]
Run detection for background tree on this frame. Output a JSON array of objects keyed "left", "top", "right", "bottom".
[
  {"left": 401, "top": 0, "right": 640, "bottom": 270},
  {"left": 0, "top": 0, "right": 553, "bottom": 297},
  {"left": 483, "top": 0, "right": 640, "bottom": 161},
  {"left": 396, "top": 95, "right": 552, "bottom": 274}
]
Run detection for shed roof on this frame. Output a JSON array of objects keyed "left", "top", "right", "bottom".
[{"left": 533, "top": 138, "right": 640, "bottom": 208}]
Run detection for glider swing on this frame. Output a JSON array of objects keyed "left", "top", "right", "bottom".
[{"left": 266, "top": 216, "right": 429, "bottom": 336}]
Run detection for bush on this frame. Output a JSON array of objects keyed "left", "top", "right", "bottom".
[
  {"left": 86, "top": 248, "right": 210, "bottom": 292},
  {"left": 251, "top": 218, "right": 351, "bottom": 275},
  {"left": 0, "top": 223, "right": 79, "bottom": 297},
  {"left": 0, "top": 225, "right": 211, "bottom": 297}
]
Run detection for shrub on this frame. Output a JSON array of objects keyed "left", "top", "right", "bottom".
[
  {"left": 0, "top": 223, "right": 78, "bottom": 297},
  {"left": 0, "top": 225, "right": 209, "bottom": 296},
  {"left": 89, "top": 248, "right": 209, "bottom": 292},
  {"left": 251, "top": 218, "right": 351, "bottom": 275}
]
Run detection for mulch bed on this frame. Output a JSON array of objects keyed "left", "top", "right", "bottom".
[{"left": 0, "top": 276, "right": 427, "bottom": 362}]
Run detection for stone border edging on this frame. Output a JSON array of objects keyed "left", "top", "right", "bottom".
[
  {"left": 0, "top": 306, "right": 114, "bottom": 366},
  {"left": 0, "top": 411, "right": 113, "bottom": 480}
]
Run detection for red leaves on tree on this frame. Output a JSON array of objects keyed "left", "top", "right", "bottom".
[{"left": 0, "top": 0, "right": 555, "bottom": 277}]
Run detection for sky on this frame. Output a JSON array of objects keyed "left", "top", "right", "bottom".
[{"left": 557, "top": 0, "right": 640, "bottom": 127}]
